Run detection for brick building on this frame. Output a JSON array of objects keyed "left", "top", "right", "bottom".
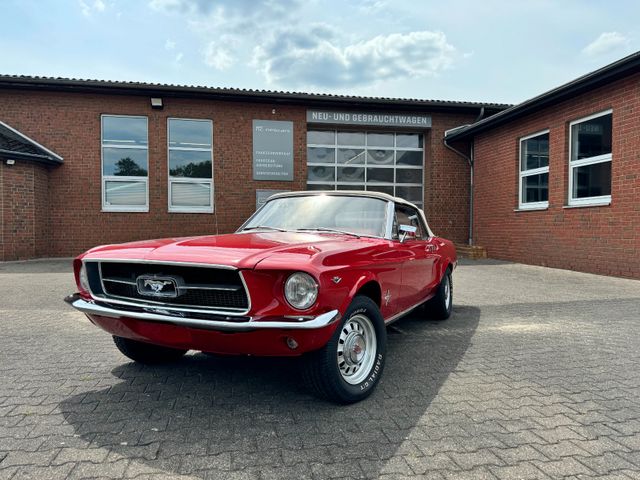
[
  {"left": 1, "top": 51, "right": 639, "bottom": 278},
  {"left": 445, "top": 51, "right": 640, "bottom": 279},
  {"left": 0, "top": 76, "right": 505, "bottom": 261}
]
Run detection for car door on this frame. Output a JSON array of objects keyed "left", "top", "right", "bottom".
[{"left": 393, "top": 204, "right": 435, "bottom": 309}]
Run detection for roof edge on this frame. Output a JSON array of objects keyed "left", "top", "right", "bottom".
[
  {"left": 0, "top": 120, "right": 63, "bottom": 164},
  {"left": 446, "top": 50, "right": 640, "bottom": 141},
  {"left": 0, "top": 75, "right": 511, "bottom": 113}
]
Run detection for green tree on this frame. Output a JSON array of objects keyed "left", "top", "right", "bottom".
[
  {"left": 114, "top": 157, "right": 147, "bottom": 176},
  {"left": 170, "top": 160, "right": 212, "bottom": 178}
]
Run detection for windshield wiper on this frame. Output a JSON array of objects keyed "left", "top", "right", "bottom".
[
  {"left": 242, "top": 226, "right": 289, "bottom": 232},
  {"left": 296, "top": 227, "right": 361, "bottom": 238}
]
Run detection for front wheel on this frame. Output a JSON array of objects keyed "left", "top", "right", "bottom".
[
  {"left": 302, "top": 296, "right": 386, "bottom": 404},
  {"left": 424, "top": 268, "right": 453, "bottom": 320},
  {"left": 113, "top": 336, "right": 187, "bottom": 364}
]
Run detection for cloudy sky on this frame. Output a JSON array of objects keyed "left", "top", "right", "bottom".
[{"left": 1, "top": 0, "right": 638, "bottom": 104}]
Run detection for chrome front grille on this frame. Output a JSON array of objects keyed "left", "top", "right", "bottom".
[{"left": 87, "top": 261, "right": 249, "bottom": 312}]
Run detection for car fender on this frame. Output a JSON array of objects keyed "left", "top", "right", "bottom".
[
  {"left": 338, "top": 271, "right": 380, "bottom": 314},
  {"left": 434, "top": 239, "right": 457, "bottom": 283}
]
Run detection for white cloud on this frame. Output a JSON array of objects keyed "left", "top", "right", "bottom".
[
  {"left": 358, "top": 0, "right": 387, "bottom": 13},
  {"left": 149, "top": 0, "right": 299, "bottom": 18},
  {"left": 204, "top": 41, "right": 234, "bottom": 70},
  {"left": 79, "top": 0, "right": 106, "bottom": 16},
  {"left": 252, "top": 26, "right": 458, "bottom": 89},
  {"left": 149, "top": 0, "right": 302, "bottom": 70},
  {"left": 165, "top": 39, "right": 176, "bottom": 51},
  {"left": 582, "top": 32, "right": 629, "bottom": 56}
]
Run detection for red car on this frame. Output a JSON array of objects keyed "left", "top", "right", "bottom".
[{"left": 66, "top": 191, "right": 456, "bottom": 403}]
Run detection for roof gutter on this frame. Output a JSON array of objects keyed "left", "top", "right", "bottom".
[
  {"left": 0, "top": 149, "right": 60, "bottom": 164},
  {"left": 443, "top": 108, "right": 484, "bottom": 246}
]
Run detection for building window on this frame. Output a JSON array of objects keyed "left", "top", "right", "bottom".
[
  {"left": 168, "top": 118, "right": 213, "bottom": 213},
  {"left": 101, "top": 115, "right": 149, "bottom": 212},
  {"left": 569, "top": 110, "right": 612, "bottom": 206},
  {"left": 519, "top": 130, "right": 549, "bottom": 209},
  {"left": 306, "top": 130, "right": 424, "bottom": 207}
]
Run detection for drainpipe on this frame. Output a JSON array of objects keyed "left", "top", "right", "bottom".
[{"left": 443, "top": 107, "right": 483, "bottom": 246}]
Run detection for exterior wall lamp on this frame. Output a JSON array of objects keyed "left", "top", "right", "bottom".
[{"left": 150, "top": 97, "right": 163, "bottom": 109}]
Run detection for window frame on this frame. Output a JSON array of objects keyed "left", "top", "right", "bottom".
[
  {"left": 101, "top": 114, "right": 149, "bottom": 213},
  {"left": 167, "top": 117, "right": 214, "bottom": 214},
  {"left": 392, "top": 203, "right": 428, "bottom": 241},
  {"left": 518, "top": 129, "right": 550, "bottom": 210},
  {"left": 306, "top": 129, "right": 425, "bottom": 208},
  {"left": 568, "top": 109, "right": 612, "bottom": 207}
]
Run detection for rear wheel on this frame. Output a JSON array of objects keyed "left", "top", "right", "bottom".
[
  {"left": 302, "top": 296, "right": 386, "bottom": 404},
  {"left": 424, "top": 268, "right": 453, "bottom": 320},
  {"left": 113, "top": 336, "right": 187, "bottom": 364}
]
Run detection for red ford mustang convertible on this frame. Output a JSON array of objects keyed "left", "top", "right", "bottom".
[{"left": 66, "top": 191, "right": 456, "bottom": 403}]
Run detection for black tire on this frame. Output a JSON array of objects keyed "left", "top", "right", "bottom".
[
  {"left": 302, "top": 296, "right": 386, "bottom": 404},
  {"left": 425, "top": 268, "right": 453, "bottom": 320},
  {"left": 113, "top": 336, "right": 187, "bottom": 364}
]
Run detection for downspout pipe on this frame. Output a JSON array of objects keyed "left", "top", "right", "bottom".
[{"left": 443, "top": 107, "right": 484, "bottom": 246}]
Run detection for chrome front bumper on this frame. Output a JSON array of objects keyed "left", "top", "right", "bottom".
[{"left": 64, "top": 293, "right": 340, "bottom": 332}]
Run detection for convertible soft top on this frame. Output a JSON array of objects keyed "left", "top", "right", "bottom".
[{"left": 266, "top": 190, "right": 435, "bottom": 238}]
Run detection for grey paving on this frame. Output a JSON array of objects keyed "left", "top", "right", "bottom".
[{"left": 0, "top": 258, "right": 639, "bottom": 479}]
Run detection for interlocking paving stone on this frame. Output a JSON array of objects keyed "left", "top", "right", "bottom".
[
  {"left": 577, "top": 452, "right": 638, "bottom": 475},
  {"left": 8, "top": 462, "right": 76, "bottom": 480},
  {"left": 0, "top": 259, "right": 639, "bottom": 479},
  {"left": 488, "top": 462, "right": 550, "bottom": 480},
  {"left": 532, "top": 458, "right": 595, "bottom": 477},
  {"left": 405, "top": 453, "right": 458, "bottom": 473}
]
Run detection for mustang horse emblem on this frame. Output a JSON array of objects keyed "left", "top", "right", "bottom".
[
  {"left": 136, "top": 276, "right": 179, "bottom": 298},
  {"left": 144, "top": 279, "right": 172, "bottom": 293}
]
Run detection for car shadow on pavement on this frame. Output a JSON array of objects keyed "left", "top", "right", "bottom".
[{"left": 58, "top": 305, "right": 480, "bottom": 479}]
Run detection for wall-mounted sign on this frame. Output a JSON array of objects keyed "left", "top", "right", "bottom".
[
  {"left": 253, "top": 120, "right": 294, "bottom": 181},
  {"left": 256, "top": 189, "right": 289, "bottom": 209},
  {"left": 307, "top": 110, "right": 432, "bottom": 128}
]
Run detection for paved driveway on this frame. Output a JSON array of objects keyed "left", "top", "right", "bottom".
[{"left": 0, "top": 259, "right": 639, "bottom": 480}]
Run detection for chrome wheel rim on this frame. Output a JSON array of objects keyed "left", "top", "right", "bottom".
[
  {"left": 444, "top": 275, "right": 451, "bottom": 310},
  {"left": 337, "top": 314, "right": 377, "bottom": 385}
]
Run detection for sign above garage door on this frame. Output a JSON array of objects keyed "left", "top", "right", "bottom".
[{"left": 307, "top": 110, "right": 432, "bottom": 128}]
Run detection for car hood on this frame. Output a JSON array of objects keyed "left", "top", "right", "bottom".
[{"left": 81, "top": 231, "right": 381, "bottom": 269}]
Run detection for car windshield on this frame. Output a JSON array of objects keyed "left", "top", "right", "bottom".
[{"left": 241, "top": 195, "right": 388, "bottom": 237}]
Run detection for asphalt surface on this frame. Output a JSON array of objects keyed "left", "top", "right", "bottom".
[{"left": 0, "top": 258, "right": 639, "bottom": 479}]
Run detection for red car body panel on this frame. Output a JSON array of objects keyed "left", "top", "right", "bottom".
[
  {"left": 70, "top": 208, "right": 457, "bottom": 357},
  {"left": 87, "top": 314, "right": 336, "bottom": 356}
]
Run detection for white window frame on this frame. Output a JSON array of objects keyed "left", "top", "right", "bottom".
[
  {"left": 568, "top": 109, "right": 612, "bottom": 207},
  {"left": 518, "top": 129, "right": 550, "bottom": 210},
  {"left": 306, "top": 130, "right": 424, "bottom": 208},
  {"left": 101, "top": 114, "right": 149, "bottom": 213},
  {"left": 167, "top": 118, "right": 214, "bottom": 214}
]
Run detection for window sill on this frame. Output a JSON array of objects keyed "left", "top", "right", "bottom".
[
  {"left": 169, "top": 209, "right": 214, "bottom": 214},
  {"left": 514, "top": 205, "right": 548, "bottom": 212},
  {"left": 563, "top": 202, "right": 611, "bottom": 209},
  {"left": 102, "top": 208, "right": 149, "bottom": 213}
]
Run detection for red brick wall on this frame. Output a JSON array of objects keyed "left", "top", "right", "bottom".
[
  {"left": 0, "top": 90, "right": 475, "bottom": 260},
  {"left": 426, "top": 113, "right": 476, "bottom": 243},
  {"left": 0, "top": 161, "right": 50, "bottom": 260},
  {"left": 473, "top": 73, "right": 640, "bottom": 278}
]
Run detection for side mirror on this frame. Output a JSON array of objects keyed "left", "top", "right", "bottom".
[{"left": 399, "top": 224, "right": 417, "bottom": 243}]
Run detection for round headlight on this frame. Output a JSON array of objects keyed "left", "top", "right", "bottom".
[
  {"left": 79, "top": 263, "right": 90, "bottom": 292},
  {"left": 284, "top": 272, "right": 318, "bottom": 310}
]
